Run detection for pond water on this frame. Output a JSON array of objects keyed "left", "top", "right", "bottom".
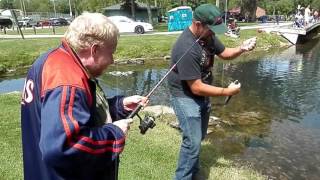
[{"left": 1, "top": 40, "right": 320, "bottom": 179}]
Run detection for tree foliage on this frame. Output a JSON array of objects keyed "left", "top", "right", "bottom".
[{"left": 0, "top": 0, "right": 319, "bottom": 18}]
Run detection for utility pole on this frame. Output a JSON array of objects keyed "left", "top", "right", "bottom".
[
  {"left": 68, "top": 0, "right": 73, "bottom": 17},
  {"left": 19, "top": 0, "right": 24, "bottom": 17},
  {"left": 21, "top": 0, "right": 26, "bottom": 17}
]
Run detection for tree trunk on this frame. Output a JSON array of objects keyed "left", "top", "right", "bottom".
[
  {"left": 181, "top": 0, "right": 187, "bottom": 6},
  {"left": 241, "top": 0, "right": 257, "bottom": 22},
  {"left": 147, "top": 0, "right": 152, "bottom": 23},
  {"left": 216, "top": 0, "right": 219, "bottom": 8},
  {"left": 131, "top": 0, "right": 135, "bottom": 20}
]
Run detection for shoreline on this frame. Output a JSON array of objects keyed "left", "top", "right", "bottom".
[{"left": 0, "top": 29, "right": 289, "bottom": 76}]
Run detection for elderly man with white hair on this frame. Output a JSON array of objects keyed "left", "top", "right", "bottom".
[{"left": 21, "top": 13, "right": 146, "bottom": 180}]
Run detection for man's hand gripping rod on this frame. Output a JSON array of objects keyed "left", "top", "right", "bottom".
[
  {"left": 127, "top": 37, "right": 203, "bottom": 119},
  {"left": 224, "top": 80, "right": 239, "bottom": 105}
]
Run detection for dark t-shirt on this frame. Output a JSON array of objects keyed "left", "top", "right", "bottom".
[{"left": 167, "top": 28, "right": 225, "bottom": 99}]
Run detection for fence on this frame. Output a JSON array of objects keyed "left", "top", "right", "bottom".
[{"left": 24, "top": 12, "right": 71, "bottom": 21}]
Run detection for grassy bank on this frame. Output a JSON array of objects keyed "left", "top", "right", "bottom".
[
  {"left": 1, "top": 93, "right": 266, "bottom": 180},
  {"left": 0, "top": 29, "right": 288, "bottom": 75},
  {"left": 0, "top": 26, "right": 67, "bottom": 35}
]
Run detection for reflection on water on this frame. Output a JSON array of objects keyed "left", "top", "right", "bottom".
[
  {"left": 209, "top": 40, "right": 320, "bottom": 180},
  {"left": 1, "top": 40, "right": 320, "bottom": 179}
]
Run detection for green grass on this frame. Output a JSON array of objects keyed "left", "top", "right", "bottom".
[
  {"left": 115, "top": 34, "right": 178, "bottom": 60},
  {"left": 0, "top": 23, "right": 259, "bottom": 35},
  {"left": 1, "top": 26, "right": 68, "bottom": 35},
  {"left": 0, "top": 93, "right": 23, "bottom": 180},
  {"left": 153, "top": 23, "right": 169, "bottom": 32},
  {"left": 0, "top": 29, "right": 287, "bottom": 76},
  {"left": 0, "top": 38, "right": 61, "bottom": 74},
  {"left": 1, "top": 23, "right": 167, "bottom": 36},
  {"left": 0, "top": 93, "right": 266, "bottom": 180}
]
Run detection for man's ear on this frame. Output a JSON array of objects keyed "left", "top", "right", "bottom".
[
  {"left": 195, "top": 21, "right": 202, "bottom": 27},
  {"left": 90, "top": 44, "right": 98, "bottom": 57}
]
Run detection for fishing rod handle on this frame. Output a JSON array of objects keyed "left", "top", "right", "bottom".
[
  {"left": 127, "top": 104, "right": 143, "bottom": 118},
  {"left": 224, "top": 80, "right": 239, "bottom": 105},
  {"left": 224, "top": 96, "right": 232, "bottom": 105}
]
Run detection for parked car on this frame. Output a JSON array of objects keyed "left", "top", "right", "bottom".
[
  {"left": 49, "top": 18, "right": 69, "bottom": 26},
  {"left": 36, "top": 19, "right": 50, "bottom": 27},
  {"left": 107, "top": 16, "right": 153, "bottom": 34},
  {"left": 18, "top": 17, "right": 37, "bottom": 27},
  {"left": 64, "top": 17, "right": 73, "bottom": 24},
  {"left": 0, "top": 15, "right": 12, "bottom": 29}
]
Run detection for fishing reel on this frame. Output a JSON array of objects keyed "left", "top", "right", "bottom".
[{"left": 136, "top": 114, "right": 156, "bottom": 134}]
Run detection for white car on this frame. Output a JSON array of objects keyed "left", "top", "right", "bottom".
[
  {"left": 18, "top": 17, "right": 37, "bottom": 27},
  {"left": 108, "top": 16, "right": 153, "bottom": 34}
]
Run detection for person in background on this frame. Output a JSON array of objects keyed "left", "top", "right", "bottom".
[
  {"left": 167, "top": 4, "right": 256, "bottom": 180},
  {"left": 225, "top": 18, "right": 240, "bottom": 37},
  {"left": 305, "top": 5, "right": 311, "bottom": 26},
  {"left": 295, "top": 11, "right": 304, "bottom": 28},
  {"left": 313, "top": 10, "right": 319, "bottom": 22},
  {"left": 21, "top": 12, "right": 147, "bottom": 180},
  {"left": 275, "top": 11, "right": 280, "bottom": 25}
]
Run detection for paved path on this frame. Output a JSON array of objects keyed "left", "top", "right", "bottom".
[{"left": 239, "top": 22, "right": 293, "bottom": 30}]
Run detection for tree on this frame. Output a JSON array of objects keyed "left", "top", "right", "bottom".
[
  {"left": 311, "top": 0, "right": 320, "bottom": 11},
  {"left": 146, "top": 0, "right": 152, "bottom": 23},
  {"left": 241, "top": 0, "right": 257, "bottom": 22},
  {"left": 0, "top": 0, "right": 14, "bottom": 9},
  {"left": 131, "top": 0, "right": 135, "bottom": 19},
  {"left": 275, "top": 0, "right": 295, "bottom": 16},
  {"left": 120, "top": 0, "right": 136, "bottom": 19}
]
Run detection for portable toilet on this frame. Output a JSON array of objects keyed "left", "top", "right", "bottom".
[{"left": 167, "top": 6, "right": 192, "bottom": 32}]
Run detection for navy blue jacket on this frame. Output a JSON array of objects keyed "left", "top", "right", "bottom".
[{"left": 21, "top": 40, "right": 129, "bottom": 180}]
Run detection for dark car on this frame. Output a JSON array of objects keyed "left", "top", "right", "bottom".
[
  {"left": 0, "top": 16, "right": 13, "bottom": 29},
  {"left": 49, "top": 18, "right": 69, "bottom": 26},
  {"left": 37, "top": 19, "right": 50, "bottom": 27}
]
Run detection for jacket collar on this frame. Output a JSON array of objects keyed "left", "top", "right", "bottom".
[{"left": 61, "top": 39, "right": 91, "bottom": 79}]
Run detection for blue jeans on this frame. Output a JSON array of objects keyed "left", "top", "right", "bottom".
[{"left": 170, "top": 96, "right": 211, "bottom": 180}]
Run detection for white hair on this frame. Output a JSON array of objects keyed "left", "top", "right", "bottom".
[{"left": 64, "top": 12, "right": 119, "bottom": 51}]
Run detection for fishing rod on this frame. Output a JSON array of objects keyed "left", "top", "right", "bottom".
[
  {"left": 128, "top": 30, "right": 243, "bottom": 134},
  {"left": 127, "top": 35, "right": 204, "bottom": 134}
]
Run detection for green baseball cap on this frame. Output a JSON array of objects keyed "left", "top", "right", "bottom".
[{"left": 193, "top": 4, "right": 227, "bottom": 34}]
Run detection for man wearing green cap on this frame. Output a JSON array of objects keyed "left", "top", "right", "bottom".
[{"left": 167, "top": 4, "right": 256, "bottom": 180}]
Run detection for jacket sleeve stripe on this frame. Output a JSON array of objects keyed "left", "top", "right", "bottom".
[
  {"left": 60, "top": 86, "right": 125, "bottom": 154},
  {"left": 68, "top": 87, "right": 80, "bottom": 134},
  {"left": 72, "top": 143, "right": 124, "bottom": 154},
  {"left": 78, "top": 136, "right": 125, "bottom": 145},
  {"left": 60, "top": 86, "right": 72, "bottom": 143}
]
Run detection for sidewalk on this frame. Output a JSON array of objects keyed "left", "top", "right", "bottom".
[{"left": 240, "top": 22, "right": 293, "bottom": 30}]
